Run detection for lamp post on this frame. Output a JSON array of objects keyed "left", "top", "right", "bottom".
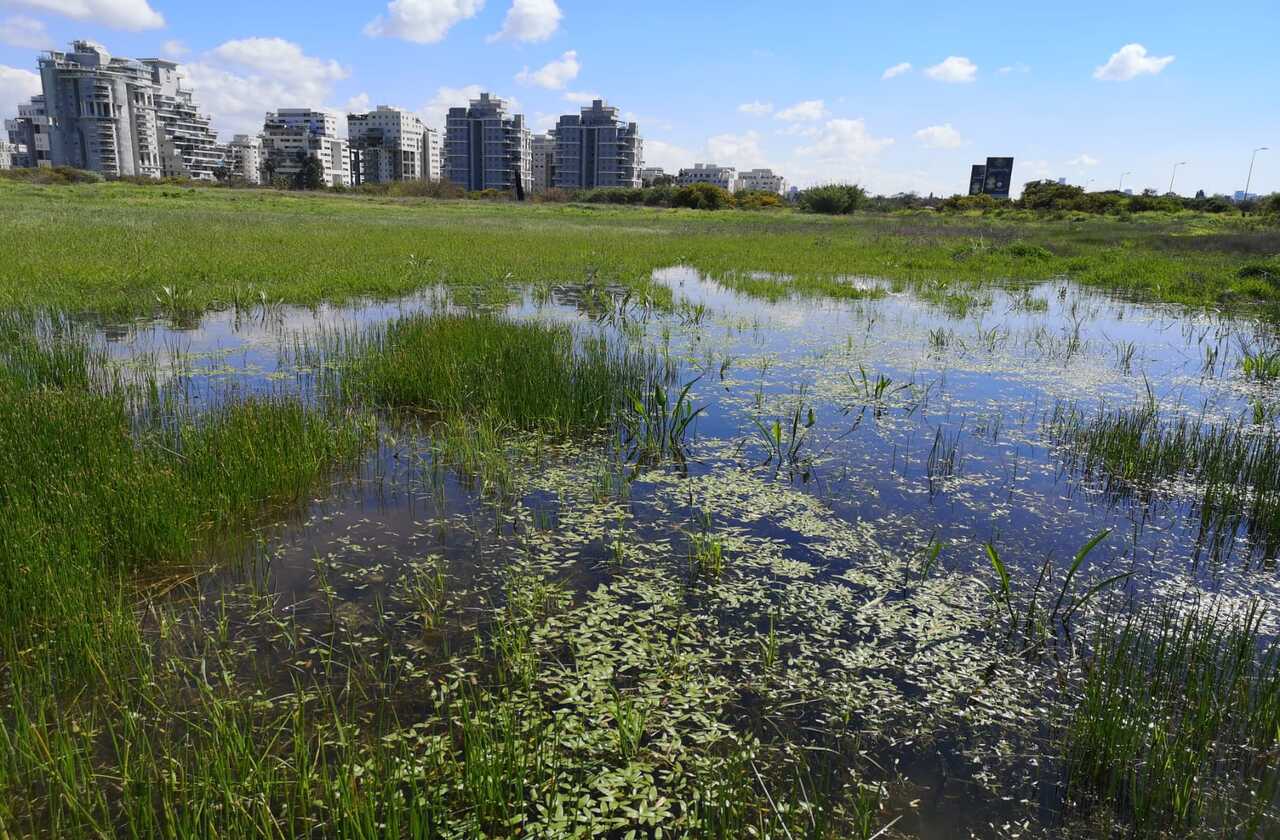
[
  {"left": 1118, "top": 171, "right": 1132, "bottom": 192},
  {"left": 1168, "top": 161, "right": 1188, "bottom": 195},
  {"left": 1244, "top": 147, "right": 1268, "bottom": 202}
]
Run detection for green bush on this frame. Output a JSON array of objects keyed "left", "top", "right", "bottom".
[
  {"left": 938, "top": 193, "right": 999, "bottom": 212},
  {"left": 0, "top": 166, "right": 104, "bottom": 185},
  {"left": 797, "top": 184, "right": 867, "bottom": 214},
  {"left": 733, "top": 190, "right": 784, "bottom": 210},
  {"left": 671, "top": 183, "right": 732, "bottom": 211}
]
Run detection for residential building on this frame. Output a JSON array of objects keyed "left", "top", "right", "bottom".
[
  {"left": 444, "top": 93, "right": 531, "bottom": 194},
  {"left": 0, "top": 140, "right": 13, "bottom": 170},
  {"left": 677, "top": 163, "right": 738, "bottom": 192},
  {"left": 1234, "top": 190, "right": 1261, "bottom": 202},
  {"left": 422, "top": 126, "right": 442, "bottom": 181},
  {"left": 531, "top": 131, "right": 555, "bottom": 192},
  {"left": 260, "top": 109, "right": 349, "bottom": 187},
  {"left": 551, "top": 100, "right": 642, "bottom": 190},
  {"left": 37, "top": 40, "right": 163, "bottom": 178},
  {"left": 639, "top": 166, "right": 666, "bottom": 186},
  {"left": 225, "top": 134, "right": 262, "bottom": 184},
  {"left": 141, "top": 58, "right": 222, "bottom": 180},
  {"left": 5, "top": 96, "right": 49, "bottom": 168},
  {"left": 737, "top": 168, "right": 787, "bottom": 194},
  {"left": 347, "top": 105, "right": 430, "bottom": 184}
]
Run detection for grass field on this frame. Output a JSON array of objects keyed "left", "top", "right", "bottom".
[{"left": 2, "top": 180, "right": 1278, "bottom": 316}]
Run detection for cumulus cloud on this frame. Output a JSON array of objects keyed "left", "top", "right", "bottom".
[
  {"left": 160, "top": 39, "right": 189, "bottom": 58},
  {"left": 180, "top": 38, "right": 350, "bottom": 138},
  {"left": 4, "top": 0, "right": 162, "bottom": 29},
  {"left": 515, "top": 49, "right": 579, "bottom": 89},
  {"left": 775, "top": 99, "right": 827, "bottom": 122},
  {"left": 706, "top": 130, "right": 767, "bottom": 168},
  {"left": 562, "top": 90, "right": 600, "bottom": 105},
  {"left": 737, "top": 101, "right": 773, "bottom": 116},
  {"left": 1093, "top": 44, "right": 1174, "bottom": 81},
  {"left": 0, "top": 15, "right": 50, "bottom": 48},
  {"left": 364, "top": 0, "right": 484, "bottom": 44},
  {"left": 0, "top": 63, "right": 41, "bottom": 117},
  {"left": 1067, "top": 153, "right": 1100, "bottom": 167},
  {"left": 924, "top": 56, "right": 977, "bottom": 83},
  {"left": 641, "top": 138, "right": 694, "bottom": 172},
  {"left": 345, "top": 92, "right": 371, "bottom": 114},
  {"left": 913, "top": 123, "right": 963, "bottom": 149},
  {"left": 998, "top": 62, "right": 1030, "bottom": 75},
  {"left": 489, "top": 0, "right": 561, "bottom": 43},
  {"left": 795, "top": 118, "right": 894, "bottom": 161},
  {"left": 881, "top": 62, "right": 912, "bottom": 80}
]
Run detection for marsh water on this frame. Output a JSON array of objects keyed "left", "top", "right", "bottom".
[{"left": 88, "top": 268, "right": 1280, "bottom": 836}]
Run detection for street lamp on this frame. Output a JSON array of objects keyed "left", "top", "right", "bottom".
[
  {"left": 1118, "top": 171, "right": 1132, "bottom": 192},
  {"left": 1168, "top": 161, "right": 1188, "bottom": 195},
  {"left": 1244, "top": 147, "right": 1269, "bottom": 202}
]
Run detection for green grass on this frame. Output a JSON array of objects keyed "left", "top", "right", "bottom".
[
  {"left": 1067, "top": 600, "right": 1280, "bottom": 836},
  {"left": 2, "top": 180, "right": 1278, "bottom": 318}
]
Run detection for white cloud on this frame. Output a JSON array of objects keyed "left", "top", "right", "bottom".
[
  {"left": 914, "top": 123, "right": 963, "bottom": 149},
  {"left": 924, "top": 56, "right": 977, "bottom": 83},
  {"left": 795, "top": 118, "right": 894, "bottom": 162},
  {"left": 160, "top": 39, "right": 188, "bottom": 58},
  {"left": 775, "top": 99, "right": 827, "bottom": 122},
  {"left": 1093, "top": 43, "right": 1174, "bottom": 81},
  {"left": 419, "top": 84, "right": 503, "bottom": 128},
  {"left": 488, "top": 0, "right": 561, "bottom": 43},
  {"left": 364, "top": 0, "right": 484, "bottom": 44},
  {"left": 0, "top": 15, "right": 50, "bottom": 48},
  {"left": 562, "top": 90, "right": 599, "bottom": 105},
  {"left": 1067, "top": 153, "right": 1100, "bottom": 167},
  {"left": 706, "top": 130, "right": 767, "bottom": 169},
  {"left": 4, "top": 0, "right": 162, "bottom": 29},
  {"left": 881, "top": 62, "right": 912, "bottom": 80},
  {"left": 515, "top": 49, "right": 578, "bottom": 90},
  {"left": 998, "top": 62, "right": 1030, "bottom": 75},
  {"left": 345, "top": 92, "right": 371, "bottom": 114},
  {"left": 180, "top": 39, "right": 350, "bottom": 138},
  {"left": 0, "top": 63, "right": 41, "bottom": 117},
  {"left": 642, "top": 138, "right": 694, "bottom": 173},
  {"left": 737, "top": 100, "right": 773, "bottom": 116}
]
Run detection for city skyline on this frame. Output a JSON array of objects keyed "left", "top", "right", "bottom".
[{"left": 0, "top": 1, "right": 1275, "bottom": 196}]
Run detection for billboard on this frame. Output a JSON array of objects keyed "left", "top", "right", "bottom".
[
  {"left": 983, "top": 157, "right": 1014, "bottom": 199},
  {"left": 968, "top": 164, "right": 987, "bottom": 196}
]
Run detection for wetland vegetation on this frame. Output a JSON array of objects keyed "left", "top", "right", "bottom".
[{"left": 2, "top": 181, "right": 1280, "bottom": 837}]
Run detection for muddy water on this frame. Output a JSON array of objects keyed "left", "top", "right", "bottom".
[{"left": 96, "top": 268, "right": 1280, "bottom": 836}]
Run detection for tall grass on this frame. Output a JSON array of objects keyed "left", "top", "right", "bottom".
[
  {"left": 332, "top": 313, "right": 660, "bottom": 436},
  {"left": 1067, "top": 600, "right": 1280, "bottom": 835},
  {"left": 1049, "top": 402, "right": 1280, "bottom": 556}
]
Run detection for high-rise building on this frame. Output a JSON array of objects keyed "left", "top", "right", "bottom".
[
  {"left": 4, "top": 95, "right": 47, "bottom": 168},
  {"left": 551, "top": 100, "right": 641, "bottom": 190},
  {"left": 531, "top": 132, "right": 555, "bottom": 192},
  {"left": 639, "top": 166, "right": 666, "bottom": 186},
  {"left": 141, "top": 59, "right": 222, "bottom": 180},
  {"left": 0, "top": 140, "right": 14, "bottom": 170},
  {"left": 737, "top": 168, "right": 788, "bottom": 194},
  {"left": 422, "top": 126, "right": 442, "bottom": 182},
  {"left": 348, "top": 105, "right": 430, "bottom": 184},
  {"left": 260, "top": 109, "right": 349, "bottom": 187},
  {"left": 677, "top": 164, "right": 738, "bottom": 192},
  {"left": 444, "top": 93, "right": 531, "bottom": 193},
  {"left": 37, "top": 40, "right": 163, "bottom": 178},
  {"left": 966, "top": 157, "right": 1015, "bottom": 199},
  {"left": 225, "top": 134, "right": 262, "bottom": 184}
]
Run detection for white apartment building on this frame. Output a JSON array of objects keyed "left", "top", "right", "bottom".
[
  {"left": 531, "top": 132, "right": 555, "bottom": 192},
  {"left": 639, "top": 167, "right": 666, "bottom": 186},
  {"left": 552, "top": 100, "right": 642, "bottom": 190},
  {"left": 677, "top": 163, "right": 738, "bottom": 192},
  {"left": 142, "top": 58, "right": 222, "bottom": 180},
  {"left": 225, "top": 134, "right": 261, "bottom": 184},
  {"left": 347, "top": 105, "right": 433, "bottom": 184},
  {"left": 423, "top": 126, "right": 442, "bottom": 182},
  {"left": 38, "top": 40, "right": 163, "bottom": 178},
  {"left": 261, "top": 109, "right": 349, "bottom": 187},
  {"left": 737, "top": 168, "right": 787, "bottom": 195},
  {"left": 0, "top": 140, "right": 14, "bottom": 170},
  {"left": 4, "top": 96, "right": 49, "bottom": 169},
  {"left": 444, "top": 93, "right": 531, "bottom": 194}
]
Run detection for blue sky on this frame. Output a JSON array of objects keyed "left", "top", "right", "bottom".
[{"left": 1, "top": 0, "right": 1276, "bottom": 196}]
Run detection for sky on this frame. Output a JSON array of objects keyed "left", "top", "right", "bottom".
[{"left": 0, "top": 0, "right": 1277, "bottom": 197}]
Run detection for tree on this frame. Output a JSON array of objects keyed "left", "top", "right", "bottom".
[
  {"left": 291, "top": 152, "right": 325, "bottom": 191},
  {"left": 796, "top": 184, "right": 867, "bottom": 214}
]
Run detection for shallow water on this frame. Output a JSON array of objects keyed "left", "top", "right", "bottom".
[{"left": 89, "top": 268, "right": 1280, "bottom": 836}]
